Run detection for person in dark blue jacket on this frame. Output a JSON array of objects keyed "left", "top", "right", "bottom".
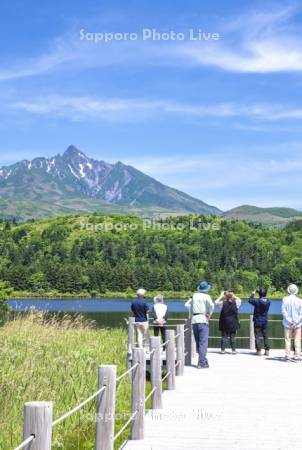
[
  {"left": 249, "top": 287, "right": 271, "bottom": 356},
  {"left": 131, "top": 288, "right": 149, "bottom": 349}
]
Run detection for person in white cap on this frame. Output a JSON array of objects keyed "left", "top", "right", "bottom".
[
  {"left": 282, "top": 284, "right": 302, "bottom": 361},
  {"left": 131, "top": 288, "right": 149, "bottom": 349}
]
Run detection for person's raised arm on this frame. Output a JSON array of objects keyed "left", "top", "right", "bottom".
[
  {"left": 215, "top": 292, "right": 225, "bottom": 308},
  {"left": 234, "top": 295, "right": 242, "bottom": 308},
  {"left": 248, "top": 291, "right": 256, "bottom": 306}
]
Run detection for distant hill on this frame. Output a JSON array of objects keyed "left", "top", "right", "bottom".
[
  {"left": 0, "top": 145, "right": 221, "bottom": 220},
  {"left": 224, "top": 205, "right": 302, "bottom": 227}
]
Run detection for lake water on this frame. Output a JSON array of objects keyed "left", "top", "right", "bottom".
[{"left": 7, "top": 298, "right": 285, "bottom": 349}]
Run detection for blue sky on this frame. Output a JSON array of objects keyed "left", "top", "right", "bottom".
[{"left": 1, "top": 0, "right": 302, "bottom": 210}]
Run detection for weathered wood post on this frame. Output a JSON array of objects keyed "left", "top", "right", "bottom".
[
  {"left": 250, "top": 315, "right": 256, "bottom": 351},
  {"left": 165, "top": 330, "right": 176, "bottom": 390},
  {"left": 128, "top": 317, "right": 135, "bottom": 356},
  {"left": 176, "top": 324, "right": 185, "bottom": 376},
  {"left": 95, "top": 365, "right": 117, "bottom": 450},
  {"left": 150, "top": 336, "right": 163, "bottom": 409},
  {"left": 131, "top": 348, "right": 146, "bottom": 440},
  {"left": 184, "top": 318, "right": 192, "bottom": 366},
  {"left": 24, "top": 401, "right": 52, "bottom": 450}
]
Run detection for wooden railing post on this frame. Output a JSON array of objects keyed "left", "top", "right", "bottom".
[
  {"left": 95, "top": 365, "right": 117, "bottom": 450},
  {"left": 176, "top": 324, "right": 185, "bottom": 376},
  {"left": 165, "top": 330, "right": 176, "bottom": 390},
  {"left": 150, "top": 336, "right": 163, "bottom": 409},
  {"left": 24, "top": 401, "right": 52, "bottom": 450},
  {"left": 250, "top": 315, "right": 256, "bottom": 351},
  {"left": 128, "top": 317, "right": 135, "bottom": 356},
  {"left": 131, "top": 348, "right": 146, "bottom": 440},
  {"left": 184, "top": 318, "right": 192, "bottom": 366}
]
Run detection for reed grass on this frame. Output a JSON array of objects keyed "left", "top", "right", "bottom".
[{"left": 0, "top": 312, "right": 140, "bottom": 449}]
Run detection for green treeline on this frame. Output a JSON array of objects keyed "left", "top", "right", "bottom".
[{"left": 0, "top": 214, "right": 302, "bottom": 296}]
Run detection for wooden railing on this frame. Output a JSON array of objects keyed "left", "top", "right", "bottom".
[
  {"left": 13, "top": 314, "right": 285, "bottom": 450},
  {"left": 13, "top": 319, "right": 189, "bottom": 450}
]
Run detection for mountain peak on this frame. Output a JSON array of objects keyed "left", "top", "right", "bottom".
[
  {"left": 63, "top": 145, "right": 87, "bottom": 160},
  {"left": 0, "top": 146, "right": 221, "bottom": 217}
]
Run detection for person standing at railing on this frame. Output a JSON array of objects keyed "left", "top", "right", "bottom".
[
  {"left": 249, "top": 287, "right": 271, "bottom": 356},
  {"left": 131, "top": 288, "right": 150, "bottom": 350},
  {"left": 185, "top": 281, "right": 214, "bottom": 369},
  {"left": 215, "top": 291, "right": 241, "bottom": 354},
  {"left": 151, "top": 294, "right": 168, "bottom": 348},
  {"left": 282, "top": 284, "right": 302, "bottom": 361}
]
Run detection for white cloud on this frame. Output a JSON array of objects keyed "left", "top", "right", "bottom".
[
  {"left": 9, "top": 95, "right": 302, "bottom": 123},
  {"left": 1, "top": 5, "right": 302, "bottom": 82},
  {"left": 0, "top": 35, "right": 80, "bottom": 82},
  {"left": 178, "top": 5, "right": 302, "bottom": 73}
]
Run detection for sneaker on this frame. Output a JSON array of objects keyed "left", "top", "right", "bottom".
[
  {"left": 264, "top": 350, "right": 269, "bottom": 357},
  {"left": 285, "top": 356, "right": 291, "bottom": 362},
  {"left": 293, "top": 355, "right": 301, "bottom": 362},
  {"left": 197, "top": 363, "right": 209, "bottom": 369},
  {"left": 256, "top": 350, "right": 262, "bottom": 356},
  {"left": 220, "top": 350, "right": 225, "bottom": 354},
  {"left": 232, "top": 350, "right": 237, "bottom": 355}
]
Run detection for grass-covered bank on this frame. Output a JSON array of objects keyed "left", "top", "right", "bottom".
[{"left": 0, "top": 313, "right": 142, "bottom": 449}]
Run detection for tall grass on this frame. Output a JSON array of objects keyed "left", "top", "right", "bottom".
[{"left": 0, "top": 312, "right": 137, "bottom": 449}]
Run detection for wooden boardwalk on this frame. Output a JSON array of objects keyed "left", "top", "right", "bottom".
[{"left": 122, "top": 349, "right": 302, "bottom": 450}]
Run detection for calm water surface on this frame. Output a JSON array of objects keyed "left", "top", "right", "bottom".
[{"left": 7, "top": 298, "right": 284, "bottom": 349}]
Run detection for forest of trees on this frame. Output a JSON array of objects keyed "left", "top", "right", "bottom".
[{"left": 0, "top": 214, "right": 302, "bottom": 296}]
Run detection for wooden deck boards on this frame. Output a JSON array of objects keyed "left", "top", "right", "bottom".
[{"left": 122, "top": 349, "right": 302, "bottom": 450}]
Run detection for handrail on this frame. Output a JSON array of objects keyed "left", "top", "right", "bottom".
[
  {"left": 161, "top": 370, "right": 171, "bottom": 382},
  {"left": 144, "top": 387, "right": 157, "bottom": 403},
  {"left": 113, "top": 410, "right": 138, "bottom": 442},
  {"left": 116, "top": 363, "right": 139, "bottom": 383},
  {"left": 14, "top": 435, "right": 35, "bottom": 450},
  {"left": 52, "top": 385, "right": 107, "bottom": 427},
  {"left": 160, "top": 339, "right": 170, "bottom": 348}
]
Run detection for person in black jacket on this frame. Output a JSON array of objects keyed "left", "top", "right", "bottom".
[
  {"left": 249, "top": 287, "right": 271, "bottom": 356},
  {"left": 216, "top": 291, "right": 241, "bottom": 354}
]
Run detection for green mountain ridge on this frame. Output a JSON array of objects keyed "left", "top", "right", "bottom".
[{"left": 224, "top": 205, "right": 302, "bottom": 227}]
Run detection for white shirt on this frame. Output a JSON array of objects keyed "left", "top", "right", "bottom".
[
  {"left": 185, "top": 293, "right": 214, "bottom": 324},
  {"left": 152, "top": 303, "right": 168, "bottom": 323},
  {"left": 282, "top": 294, "right": 302, "bottom": 328}
]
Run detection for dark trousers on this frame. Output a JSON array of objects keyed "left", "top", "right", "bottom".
[
  {"left": 153, "top": 325, "right": 166, "bottom": 344},
  {"left": 254, "top": 324, "right": 270, "bottom": 351},
  {"left": 192, "top": 323, "right": 209, "bottom": 367},
  {"left": 221, "top": 331, "right": 237, "bottom": 351}
]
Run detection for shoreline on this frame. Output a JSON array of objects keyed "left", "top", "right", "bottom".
[{"left": 10, "top": 291, "right": 284, "bottom": 300}]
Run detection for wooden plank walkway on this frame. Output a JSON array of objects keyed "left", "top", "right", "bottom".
[{"left": 122, "top": 349, "right": 302, "bottom": 450}]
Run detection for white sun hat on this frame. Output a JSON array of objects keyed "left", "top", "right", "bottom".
[{"left": 136, "top": 288, "right": 147, "bottom": 296}]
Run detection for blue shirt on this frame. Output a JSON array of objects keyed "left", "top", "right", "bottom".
[
  {"left": 131, "top": 299, "right": 149, "bottom": 322},
  {"left": 249, "top": 295, "right": 271, "bottom": 326}
]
